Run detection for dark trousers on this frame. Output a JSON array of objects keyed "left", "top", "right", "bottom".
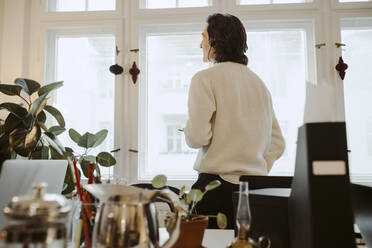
[{"left": 191, "top": 173, "right": 239, "bottom": 229}]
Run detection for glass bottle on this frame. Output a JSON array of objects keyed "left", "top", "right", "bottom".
[
  {"left": 236, "top": 181, "right": 251, "bottom": 240},
  {"left": 229, "top": 181, "right": 253, "bottom": 248}
]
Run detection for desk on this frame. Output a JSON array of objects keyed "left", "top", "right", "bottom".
[{"left": 160, "top": 228, "right": 235, "bottom": 248}]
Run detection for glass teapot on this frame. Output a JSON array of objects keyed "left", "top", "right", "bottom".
[{"left": 0, "top": 183, "right": 71, "bottom": 248}]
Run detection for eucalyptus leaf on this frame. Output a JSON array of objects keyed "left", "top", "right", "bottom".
[
  {"left": 0, "top": 103, "right": 28, "bottom": 118},
  {"left": 48, "top": 126, "right": 66, "bottom": 136},
  {"left": 205, "top": 180, "right": 221, "bottom": 192},
  {"left": 15, "top": 78, "right": 40, "bottom": 95},
  {"left": 96, "top": 152, "right": 116, "bottom": 167},
  {"left": 186, "top": 189, "right": 203, "bottom": 205},
  {"left": 78, "top": 132, "right": 96, "bottom": 148},
  {"left": 64, "top": 147, "right": 74, "bottom": 158},
  {"left": 152, "top": 174, "right": 167, "bottom": 189},
  {"left": 4, "top": 113, "right": 23, "bottom": 133},
  {"left": 0, "top": 84, "right": 22, "bottom": 96},
  {"left": 217, "top": 213, "right": 227, "bottom": 229},
  {"left": 68, "top": 128, "right": 81, "bottom": 144},
  {"left": 9, "top": 126, "right": 41, "bottom": 157},
  {"left": 38, "top": 81, "right": 63, "bottom": 97},
  {"left": 92, "top": 129, "right": 108, "bottom": 148},
  {"left": 29, "top": 94, "right": 48, "bottom": 116},
  {"left": 82, "top": 155, "right": 96, "bottom": 163},
  {"left": 80, "top": 159, "right": 90, "bottom": 178},
  {"left": 44, "top": 105, "right": 65, "bottom": 127},
  {"left": 62, "top": 167, "right": 75, "bottom": 195}
]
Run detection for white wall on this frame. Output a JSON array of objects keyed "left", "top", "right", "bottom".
[
  {"left": 0, "top": 0, "right": 3, "bottom": 82},
  {"left": 0, "top": 0, "right": 30, "bottom": 85},
  {"left": 0, "top": 0, "right": 31, "bottom": 121}
]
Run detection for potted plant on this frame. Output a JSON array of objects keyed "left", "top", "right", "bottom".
[
  {"left": 152, "top": 174, "right": 227, "bottom": 248},
  {"left": 0, "top": 78, "right": 66, "bottom": 167},
  {"left": 0, "top": 78, "right": 117, "bottom": 196}
]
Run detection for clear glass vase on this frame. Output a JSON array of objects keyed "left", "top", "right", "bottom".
[{"left": 236, "top": 181, "right": 251, "bottom": 241}]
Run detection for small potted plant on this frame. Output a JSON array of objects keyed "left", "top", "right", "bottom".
[{"left": 152, "top": 174, "right": 227, "bottom": 248}]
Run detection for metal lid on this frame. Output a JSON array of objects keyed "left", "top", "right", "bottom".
[{"left": 3, "top": 183, "right": 70, "bottom": 221}]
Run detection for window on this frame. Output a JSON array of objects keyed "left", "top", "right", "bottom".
[
  {"left": 139, "top": 24, "right": 206, "bottom": 180},
  {"left": 341, "top": 18, "right": 372, "bottom": 175},
  {"left": 244, "top": 20, "right": 315, "bottom": 175},
  {"left": 140, "top": 0, "right": 211, "bottom": 9},
  {"left": 238, "top": 0, "right": 312, "bottom": 5},
  {"left": 27, "top": 0, "right": 372, "bottom": 186},
  {"left": 45, "top": 28, "right": 116, "bottom": 177},
  {"left": 47, "top": 0, "right": 116, "bottom": 12}
]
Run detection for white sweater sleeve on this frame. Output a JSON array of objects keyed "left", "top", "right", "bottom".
[
  {"left": 184, "top": 73, "right": 216, "bottom": 149},
  {"left": 264, "top": 110, "right": 286, "bottom": 172}
]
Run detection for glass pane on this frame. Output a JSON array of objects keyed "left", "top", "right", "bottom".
[
  {"left": 341, "top": 20, "right": 372, "bottom": 175},
  {"left": 245, "top": 29, "right": 308, "bottom": 174},
  {"left": 339, "top": 0, "right": 371, "bottom": 2},
  {"left": 239, "top": 0, "right": 311, "bottom": 4},
  {"left": 140, "top": 31, "right": 208, "bottom": 179},
  {"left": 52, "top": 35, "right": 115, "bottom": 177},
  {"left": 141, "top": 0, "right": 210, "bottom": 9},
  {"left": 47, "top": 0, "right": 115, "bottom": 12}
]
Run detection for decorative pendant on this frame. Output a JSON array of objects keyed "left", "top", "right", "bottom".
[
  {"left": 109, "top": 64, "right": 124, "bottom": 75},
  {"left": 129, "top": 62, "right": 140, "bottom": 84},
  {"left": 335, "top": 57, "right": 348, "bottom": 80}
]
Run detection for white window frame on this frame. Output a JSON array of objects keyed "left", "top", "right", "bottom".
[{"left": 25, "top": 0, "right": 372, "bottom": 188}]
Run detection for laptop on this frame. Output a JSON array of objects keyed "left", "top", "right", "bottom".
[{"left": 0, "top": 160, "right": 68, "bottom": 228}]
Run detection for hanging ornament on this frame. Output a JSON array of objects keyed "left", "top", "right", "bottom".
[
  {"left": 129, "top": 62, "right": 140, "bottom": 84},
  {"left": 335, "top": 57, "right": 348, "bottom": 80},
  {"left": 109, "top": 45, "right": 124, "bottom": 75}
]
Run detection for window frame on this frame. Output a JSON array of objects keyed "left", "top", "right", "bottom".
[{"left": 27, "top": 0, "right": 372, "bottom": 188}]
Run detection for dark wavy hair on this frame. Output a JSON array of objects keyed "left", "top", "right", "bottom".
[{"left": 207, "top": 13, "right": 248, "bottom": 65}]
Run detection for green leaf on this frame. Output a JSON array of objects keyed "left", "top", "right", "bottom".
[
  {"left": 179, "top": 186, "right": 186, "bottom": 197},
  {"left": 63, "top": 147, "right": 74, "bottom": 158},
  {"left": 38, "top": 81, "right": 63, "bottom": 96},
  {"left": 37, "top": 111, "right": 46, "bottom": 123},
  {"left": 217, "top": 213, "right": 227, "bottom": 229},
  {"left": 44, "top": 132, "right": 65, "bottom": 155},
  {"left": 0, "top": 103, "right": 28, "bottom": 118},
  {"left": 4, "top": 113, "right": 23, "bottom": 133},
  {"left": 62, "top": 167, "right": 75, "bottom": 195},
  {"left": 80, "top": 159, "right": 90, "bottom": 178},
  {"left": 48, "top": 126, "right": 66, "bottom": 136},
  {"left": 29, "top": 94, "right": 48, "bottom": 116},
  {"left": 152, "top": 174, "right": 167, "bottom": 189},
  {"left": 205, "top": 180, "right": 221, "bottom": 192},
  {"left": 68, "top": 128, "right": 81, "bottom": 144},
  {"left": 96, "top": 152, "right": 116, "bottom": 167},
  {"left": 15, "top": 78, "right": 40, "bottom": 95},
  {"left": 9, "top": 126, "right": 41, "bottom": 157},
  {"left": 49, "top": 145, "right": 66, "bottom": 160},
  {"left": 82, "top": 155, "right": 96, "bottom": 163},
  {"left": 92, "top": 129, "right": 108, "bottom": 148},
  {"left": 186, "top": 189, "right": 203, "bottom": 205},
  {"left": 44, "top": 105, "right": 65, "bottom": 127},
  {"left": 0, "top": 84, "right": 22, "bottom": 96},
  {"left": 78, "top": 132, "right": 96, "bottom": 148},
  {"left": 31, "top": 146, "right": 50, "bottom": 159}
]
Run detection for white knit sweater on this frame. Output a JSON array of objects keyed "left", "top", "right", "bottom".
[{"left": 184, "top": 62, "right": 285, "bottom": 184}]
